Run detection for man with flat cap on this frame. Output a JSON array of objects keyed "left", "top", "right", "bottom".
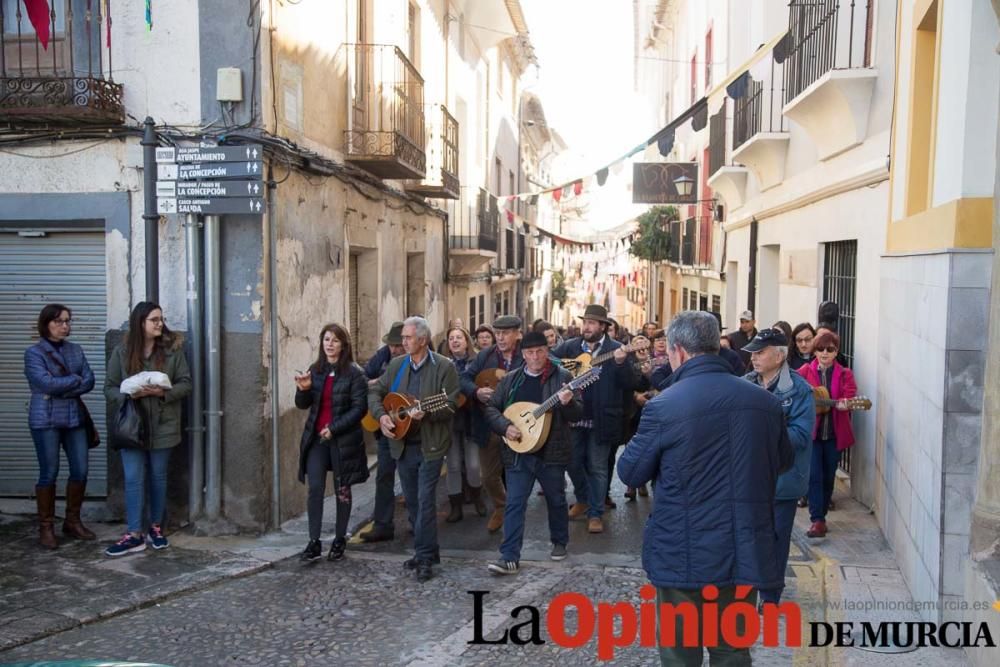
[
  {"left": 360, "top": 321, "right": 406, "bottom": 543},
  {"left": 461, "top": 314, "right": 524, "bottom": 533},
  {"left": 482, "top": 331, "right": 582, "bottom": 574},
  {"left": 552, "top": 304, "right": 642, "bottom": 534},
  {"left": 743, "top": 327, "right": 814, "bottom": 605}
]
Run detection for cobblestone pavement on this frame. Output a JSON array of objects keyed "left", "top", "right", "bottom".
[{"left": 0, "top": 476, "right": 976, "bottom": 666}]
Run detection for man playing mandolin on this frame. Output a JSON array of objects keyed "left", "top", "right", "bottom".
[
  {"left": 368, "top": 316, "right": 459, "bottom": 583},
  {"left": 482, "top": 331, "right": 583, "bottom": 575},
  {"left": 461, "top": 315, "right": 525, "bottom": 534}
]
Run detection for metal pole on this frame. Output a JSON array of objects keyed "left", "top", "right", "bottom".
[
  {"left": 204, "top": 214, "right": 222, "bottom": 519},
  {"left": 141, "top": 117, "right": 159, "bottom": 302},
  {"left": 266, "top": 167, "right": 281, "bottom": 529},
  {"left": 184, "top": 213, "right": 205, "bottom": 521}
]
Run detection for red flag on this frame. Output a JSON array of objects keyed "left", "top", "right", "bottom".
[
  {"left": 573, "top": 180, "right": 583, "bottom": 196},
  {"left": 506, "top": 209, "right": 514, "bottom": 223},
  {"left": 23, "top": 0, "right": 51, "bottom": 50},
  {"left": 552, "top": 188, "right": 562, "bottom": 203}
]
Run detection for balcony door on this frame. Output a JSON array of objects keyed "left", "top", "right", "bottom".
[{"left": 351, "top": 0, "right": 370, "bottom": 133}]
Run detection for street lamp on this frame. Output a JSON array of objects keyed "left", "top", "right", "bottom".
[{"left": 673, "top": 173, "right": 695, "bottom": 198}]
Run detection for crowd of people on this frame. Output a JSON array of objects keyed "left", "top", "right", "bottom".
[{"left": 23, "top": 298, "right": 859, "bottom": 663}]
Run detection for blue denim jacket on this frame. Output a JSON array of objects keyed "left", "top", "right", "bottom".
[{"left": 24, "top": 338, "right": 95, "bottom": 430}]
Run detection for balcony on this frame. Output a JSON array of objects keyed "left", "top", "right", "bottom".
[
  {"left": 781, "top": 0, "right": 877, "bottom": 160},
  {"left": 405, "top": 105, "right": 459, "bottom": 199},
  {"left": 344, "top": 44, "right": 425, "bottom": 179},
  {"left": 449, "top": 187, "right": 499, "bottom": 275},
  {"left": 706, "top": 99, "right": 749, "bottom": 209},
  {"left": 731, "top": 71, "right": 789, "bottom": 191},
  {"left": 1, "top": 1, "right": 124, "bottom": 125}
]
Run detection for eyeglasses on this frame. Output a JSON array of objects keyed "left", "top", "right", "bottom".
[
  {"left": 53, "top": 318, "right": 72, "bottom": 326},
  {"left": 795, "top": 336, "right": 813, "bottom": 343},
  {"left": 816, "top": 346, "right": 838, "bottom": 353},
  {"left": 146, "top": 317, "right": 165, "bottom": 324}
]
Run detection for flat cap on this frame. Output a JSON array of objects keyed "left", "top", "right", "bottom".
[{"left": 492, "top": 315, "right": 523, "bottom": 330}]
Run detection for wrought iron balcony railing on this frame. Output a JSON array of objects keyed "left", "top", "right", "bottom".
[
  {"left": 344, "top": 43, "right": 425, "bottom": 179},
  {"left": 1, "top": 0, "right": 123, "bottom": 125},
  {"left": 783, "top": 0, "right": 875, "bottom": 105},
  {"left": 449, "top": 187, "right": 499, "bottom": 253},
  {"left": 405, "top": 104, "right": 459, "bottom": 199}
]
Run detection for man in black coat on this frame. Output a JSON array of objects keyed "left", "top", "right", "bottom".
[
  {"left": 552, "top": 304, "right": 642, "bottom": 534},
  {"left": 726, "top": 309, "right": 758, "bottom": 372},
  {"left": 460, "top": 314, "right": 525, "bottom": 534},
  {"left": 482, "top": 332, "right": 582, "bottom": 574}
]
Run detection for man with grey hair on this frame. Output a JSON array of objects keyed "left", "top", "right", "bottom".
[
  {"left": 369, "top": 316, "right": 459, "bottom": 583},
  {"left": 617, "top": 311, "right": 793, "bottom": 665},
  {"left": 743, "top": 328, "right": 815, "bottom": 606}
]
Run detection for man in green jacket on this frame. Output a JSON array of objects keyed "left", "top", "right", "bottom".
[{"left": 368, "top": 316, "right": 459, "bottom": 583}]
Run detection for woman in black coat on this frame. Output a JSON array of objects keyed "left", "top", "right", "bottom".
[{"left": 293, "top": 323, "right": 369, "bottom": 562}]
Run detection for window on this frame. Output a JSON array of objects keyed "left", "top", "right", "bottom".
[
  {"left": 682, "top": 288, "right": 689, "bottom": 308},
  {"left": 690, "top": 53, "right": 698, "bottom": 105},
  {"left": 495, "top": 157, "right": 502, "bottom": 196},
  {"left": 705, "top": 28, "right": 713, "bottom": 89},
  {"left": 407, "top": 2, "right": 419, "bottom": 66},
  {"left": 469, "top": 297, "right": 476, "bottom": 328},
  {"left": 457, "top": 13, "right": 465, "bottom": 58},
  {"left": 2, "top": 0, "right": 67, "bottom": 35},
  {"left": 497, "top": 53, "right": 505, "bottom": 96},
  {"left": 508, "top": 170, "right": 515, "bottom": 199},
  {"left": 822, "top": 240, "right": 857, "bottom": 367},
  {"left": 478, "top": 295, "right": 485, "bottom": 327},
  {"left": 712, "top": 295, "right": 721, "bottom": 314}
]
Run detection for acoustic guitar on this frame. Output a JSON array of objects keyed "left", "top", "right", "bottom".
[
  {"left": 362, "top": 391, "right": 452, "bottom": 436},
  {"left": 503, "top": 367, "right": 603, "bottom": 454},
  {"left": 562, "top": 338, "right": 651, "bottom": 377},
  {"left": 474, "top": 368, "right": 507, "bottom": 389},
  {"left": 812, "top": 385, "right": 872, "bottom": 414}
]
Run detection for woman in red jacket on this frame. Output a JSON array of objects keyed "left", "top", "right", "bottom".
[{"left": 797, "top": 330, "right": 856, "bottom": 538}]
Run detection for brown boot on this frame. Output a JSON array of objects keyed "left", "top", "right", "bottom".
[
  {"left": 446, "top": 494, "right": 464, "bottom": 523},
  {"left": 470, "top": 486, "right": 487, "bottom": 517},
  {"left": 487, "top": 507, "right": 505, "bottom": 533},
  {"left": 63, "top": 480, "right": 96, "bottom": 540},
  {"left": 36, "top": 484, "right": 58, "bottom": 550},
  {"left": 588, "top": 517, "right": 604, "bottom": 534},
  {"left": 568, "top": 502, "right": 588, "bottom": 520}
]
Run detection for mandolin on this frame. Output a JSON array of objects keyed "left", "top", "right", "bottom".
[
  {"left": 562, "top": 338, "right": 651, "bottom": 377},
  {"left": 812, "top": 385, "right": 871, "bottom": 414},
  {"left": 362, "top": 391, "right": 452, "bottom": 437},
  {"left": 503, "top": 367, "right": 603, "bottom": 454}
]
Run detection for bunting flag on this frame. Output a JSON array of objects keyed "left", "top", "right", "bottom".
[
  {"left": 106, "top": 0, "right": 112, "bottom": 48},
  {"left": 506, "top": 209, "right": 514, "bottom": 223},
  {"left": 691, "top": 104, "right": 708, "bottom": 131},
  {"left": 773, "top": 30, "right": 793, "bottom": 64},
  {"left": 145, "top": 0, "right": 153, "bottom": 31},
  {"left": 657, "top": 128, "right": 675, "bottom": 156},
  {"left": 573, "top": 180, "right": 583, "bottom": 196},
  {"left": 552, "top": 188, "right": 562, "bottom": 203},
  {"left": 22, "top": 0, "right": 51, "bottom": 50},
  {"left": 596, "top": 167, "right": 609, "bottom": 186},
  {"left": 726, "top": 71, "right": 751, "bottom": 99}
]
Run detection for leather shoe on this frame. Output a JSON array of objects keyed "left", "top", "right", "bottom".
[
  {"left": 359, "top": 525, "right": 395, "bottom": 543},
  {"left": 806, "top": 520, "right": 827, "bottom": 538},
  {"left": 604, "top": 496, "right": 617, "bottom": 509},
  {"left": 404, "top": 552, "right": 440, "bottom": 569},
  {"left": 568, "top": 503, "right": 588, "bottom": 520},
  {"left": 487, "top": 508, "right": 504, "bottom": 533},
  {"left": 416, "top": 562, "right": 433, "bottom": 583},
  {"left": 588, "top": 517, "right": 604, "bottom": 534}
]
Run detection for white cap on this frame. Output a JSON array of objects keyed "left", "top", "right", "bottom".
[{"left": 739, "top": 310, "right": 754, "bottom": 321}]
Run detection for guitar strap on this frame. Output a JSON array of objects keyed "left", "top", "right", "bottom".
[{"left": 389, "top": 356, "right": 409, "bottom": 393}]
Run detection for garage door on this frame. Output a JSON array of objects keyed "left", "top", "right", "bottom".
[{"left": 0, "top": 231, "right": 108, "bottom": 496}]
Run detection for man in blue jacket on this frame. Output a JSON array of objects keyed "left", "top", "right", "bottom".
[
  {"left": 553, "top": 304, "right": 641, "bottom": 534},
  {"left": 618, "top": 311, "right": 793, "bottom": 665},
  {"left": 743, "top": 328, "right": 815, "bottom": 605}
]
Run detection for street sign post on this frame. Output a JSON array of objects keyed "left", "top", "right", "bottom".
[
  {"left": 157, "top": 197, "right": 266, "bottom": 215},
  {"left": 157, "top": 180, "right": 264, "bottom": 198},
  {"left": 155, "top": 143, "right": 266, "bottom": 217},
  {"left": 156, "top": 144, "right": 263, "bottom": 164}
]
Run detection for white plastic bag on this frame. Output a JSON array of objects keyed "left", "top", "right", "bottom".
[{"left": 120, "top": 371, "right": 173, "bottom": 397}]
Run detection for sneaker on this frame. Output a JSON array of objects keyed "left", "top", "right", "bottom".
[
  {"left": 147, "top": 524, "right": 169, "bottom": 550},
  {"left": 327, "top": 538, "right": 346, "bottom": 562},
  {"left": 487, "top": 559, "right": 519, "bottom": 575},
  {"left": 105, "top": 533, "right": 146, "bottom": 557},
  {"left": 299, "top": 539, "right": 322, "bottom": 562},
  {"left": 550, "top": 544, "right": 568, "bottom": 561}
]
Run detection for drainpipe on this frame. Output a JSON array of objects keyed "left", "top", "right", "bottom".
[
  {"left": 184, "top": 213, "right": 205, "bottom": 520},
  {"left": 266, "top": 165, "right": 281, "bottom": 529},
  {"left": 141, "top": 117, "right": 159, "bottom": 301},
  {"left": 204, "top": 214, "right": 223, "bottom": 519}
]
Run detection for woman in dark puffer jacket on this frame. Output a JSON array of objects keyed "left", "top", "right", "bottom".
[{"left": 294, "top": 323, "right": 369, "bottom": 562}]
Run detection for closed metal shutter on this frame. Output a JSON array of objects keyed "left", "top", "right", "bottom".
[
  {"left": 0, "top": 231, "right": 108, "bottom": 496},
  {"left": 349, "top": 254, "right": 359, "bottom": 349}
]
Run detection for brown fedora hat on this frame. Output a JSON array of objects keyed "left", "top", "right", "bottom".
[{"left": 578, "top": 304, "right": 613, "bottom": 325}]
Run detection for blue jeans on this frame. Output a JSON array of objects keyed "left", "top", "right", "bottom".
[
  {"left": 500, "top": 453, "right": 568, "bottom": 562},
  {"left": 372, "top": 436, "right": 397, "bottom": 531},
  {"left": 31, "top": 426, "right": 89, "bottom": 487},
  {"left": 120, "top": 448, "right": 172, "bottom": 534},
  {"left": 396, "top": 443, "right": 441, "bottom": 563},
  {"left": 760, "top": 498, "right": 798, "bottom": 603},
  {"left": 809, "top": 438, "right": 840, "bottom": 522},
  {"left": 568, "top": 428, "right": 608, "bottom": 518}
]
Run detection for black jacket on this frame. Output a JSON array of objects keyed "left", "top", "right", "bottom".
[
  {"left": 551, "top": 336, "right": 641, "bottom": 446},
  {"left": 483, "top": 364, "right": 583, "bottom": 466},
  {"left": 296, "top": 362, "right": 370, "bottom": 486},
  {"left": 460, "top": 345, "right": 525, "bottom": 446}
]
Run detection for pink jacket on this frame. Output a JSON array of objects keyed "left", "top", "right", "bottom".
[{"left": 798, "top": 359, "right": 857, "bottom": 451}]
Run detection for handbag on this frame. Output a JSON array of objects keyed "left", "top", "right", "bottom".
[
  {"left": 45, "top": 346, "right": 101, "bottom": 449},
  {"left": 109, "top": 397, "right": 149, "bottom": 451}
]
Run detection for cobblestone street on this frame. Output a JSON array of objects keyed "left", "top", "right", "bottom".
[{"left": 0, "top": 473, "right": 974, "bottom": 666}]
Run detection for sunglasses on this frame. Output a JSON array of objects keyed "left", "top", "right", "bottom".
[
  {"left": 816, "top": 346, "right": 838, "bottom": 353},
  {"left": 795, "top": 336, "right": 813, "bottom": 343}
]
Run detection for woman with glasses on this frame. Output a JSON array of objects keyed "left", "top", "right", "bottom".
[
  {"left": 24, "top": 304, "right": 97, "bottom": 549},
  {"left": 797, "top": 330, "right": 856, "bottom": 538},
  {"left": 104, "top": 302, "right": 192, "bottom": 557},
  {"left": 789, "top": 323, "right": 816, "bottom": 371},
  {"left": 293, "top": 323, "right": 368, "bottom": 562}
]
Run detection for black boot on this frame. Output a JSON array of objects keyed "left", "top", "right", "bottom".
[
  {"left": 446, "top": 494, "right": 463, "bottom": 523},
  {"left": 327, "top": 537, "right": 346, "bottom": 561},
  {"left": 299, "top": 539, "right": 321, "bottom": 562},
  {"left": 469, "top": 486, "right": 487, "bottom": 517}
]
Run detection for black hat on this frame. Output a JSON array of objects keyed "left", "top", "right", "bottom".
[
  {"left": 521, "top": 331, "right": 548, "bottom": 349},
  {"left": 493, "top": 315, "right": 523, "bottom": 330},
  {"left": 578, "top": 304, "right": 613, "bottom": 325},
  {"left": 382, "top": 321, "right": 404, "bottom": 345},
  {"left": 742, "top": 328, "right": 789, "bottom": 352}
]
